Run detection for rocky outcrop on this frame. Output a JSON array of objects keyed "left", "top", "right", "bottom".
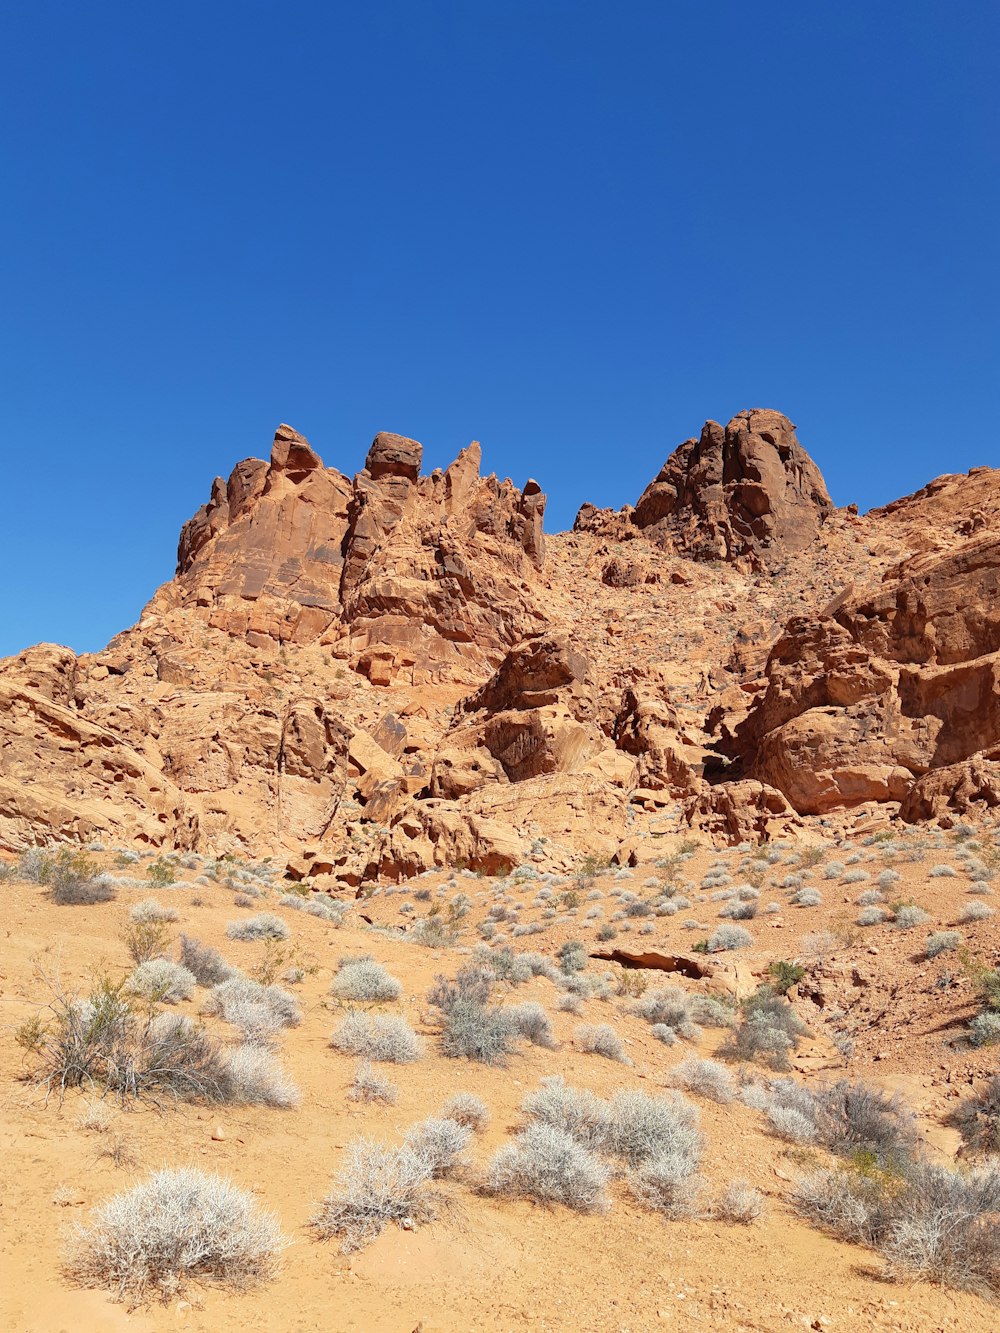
[
  {"left": 166, "top": 426, "right": 549, "bottom": 681},
  {"left": 575, "top": 409, "right": 832, "bottom": 567},
  {"left": 725, "top": 533, "right": 1000, "bottom": 817}
]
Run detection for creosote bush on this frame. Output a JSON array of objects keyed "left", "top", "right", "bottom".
[
  {"left": 330, "top": 1012, "right": 422, "bottom": 1064},
  {"left": 65, "top": 1168, "right": 287, "bottom": 1302}
]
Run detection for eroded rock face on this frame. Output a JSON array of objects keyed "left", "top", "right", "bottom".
[
  {"left": 634, "top": 410, "right": 833, "bottom": 564},
  {"left": 576, "top": 410, "right": 832, "bottom": 567},
  {"left": 168, "top": 426, "right": 548, "bottom": 681},
  {"left": 732, "top": 534, "right": 1000, "bottom": 815}
]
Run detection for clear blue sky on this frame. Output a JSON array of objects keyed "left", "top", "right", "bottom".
[{"left": 1, "top": 2, "right": 996, "bottom": 657}]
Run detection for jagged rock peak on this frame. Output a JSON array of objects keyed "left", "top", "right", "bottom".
[{"left": 576, "top": 408, "right": 832, "bottom": 567}]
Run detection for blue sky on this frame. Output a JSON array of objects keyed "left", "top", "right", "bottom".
[{"left": 1, "top": 2, "right": 996, "bottom": 656}]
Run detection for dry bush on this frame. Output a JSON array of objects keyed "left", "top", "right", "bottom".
[
  {"left": 178, "top": 934, "right": 237, "bottom": 987},
  {"left": 226, "top": 914, "right": 289, "bottom": 942},
  {"left": 505, "top": 1001, "right": 557, "bottom": 1049},
  {"left": 669, "top": 1055, "right": 736, "bottom": 1104},
  {"left": 719, "top": 988, "right": 807, "bottom": 1071},
  {"left": 223, "top": 1045, "right": 299, "bottom": 1107},
  {"left": 403, "top": 1117, "right": 472, "bottom": 1177},
  {"left": 203, "top": 977, "right": 301, "bottom": 1044},
  {"left": 65, "top": 1167, "right": 286, "bottom": 1302},
  {"left": 330, "top": 957, "right": 402, "bottom": 1003},
  {"left": 312, "top": 1139, "right": 436, "bottom": 1252},
  {"left": 129, "top": 899, "right": 179, "bottom": 924},
  {"left": 794, "top": 1161, "right": 1000, "bottom": 1298},
  {"left": 330, "top": 1012, "right": 423, "bottom": 1064},
  {"left": 126, "top": 959, "right": 196, "bottom": 1004},
  {"left": 712, "top": 1179, "right": 764, "bottom": 1224},
  {"left": 482, "top": 1123, "right": 610, "bottom": 1213},
  {"left": 348, "top": 1062, "right": 398, "bottom": 1105},
  {"left": 950, "top": 1076, "right": 1000, "bottom": 1156},
  {"left": 574, "top": 1023, "right": 630, "bottom": 1063},
  {"left": 439, "top": 1092, "right": 489, "bottom": 1132}
]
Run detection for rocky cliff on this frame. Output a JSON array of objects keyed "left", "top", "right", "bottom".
[{"left": 3, "top": 411, "right": 999, "bottom": 883}]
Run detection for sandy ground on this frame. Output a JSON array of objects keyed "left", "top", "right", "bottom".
[{"left": 1, "top": 827, "right": 998, "bottom": 1332}]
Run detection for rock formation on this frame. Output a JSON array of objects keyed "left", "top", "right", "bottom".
[{"left": 2, "top": 411, "right": 999, "bottom": 871}]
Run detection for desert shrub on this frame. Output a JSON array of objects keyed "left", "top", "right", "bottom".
[
  {"left": 929, "top": 864, "right": 958, "bottom": 878},
  {"left": 226, "top": 914, "right": 289, "bottom": 942},
  {"left": 767, "top": 961, "right": 805, "bottom": 995},
  {"left": 712, "top": 1179, "right": 764, "bottom": 1224},
  {"left": 790, "top": 888, "right": 822, "bottom": 908},
  {"left": 557, "top": 939, "right": 588, "bottom": 974},
  {"left": 204, "top": 977, "right": 301, "bottom": 1043},
  {"left": 312, "top": 1139, "right": 435, "bottom": 1252},
  {"left": 438, "top": 1092, "right": 489, "bottom": 1132},
  {"left": 969, "top": 1012, "right": 1000, "bottom": 1047},
  {"left": 766, "top": 1104, "right": 818, "bottom": 1143},
  {"left": 557, "top": 993, "right": 583, "bottom": 1014},
  {"left": 575, "top": 1023, "right": 629, "bottom": 1063},
  {"left": 858, "top": 888, "right": 886, "bottom": 906},
  {"left": 720, "top": 989, "right": 807, "bottom": 1070},
  {"left": 224, "top": 1045, "right": 300, "bottom": 1107},
  {"left": 842, "top": 870, "right": 869, "bottom": 885},
  {"left": 814, "top": 1080, "right": 917, "bottom": 1169},
  {"left": 505, "top": 1001, "right": 557, "bottom": 1049},
  {"left": 605, "top": 1089, "right": 703, "bottom": 1169},
  {"left": 178, "top": 935, "right": 237, "bottom": 987},
  {"left": 633, "top": 985, "right": 700, "bottom": 1040},
  {"left": 521, "top": 1077, "right": 609, "bottom": 1151},
  {"left": 823, "top": 861, "right": 845, "bottom": 880},
  {"left": 482, "top": 1123, "right": 610, "bottom": 1213},
  {"left": 719, "top": 897, "right": 758, "bottom": 920},
  {"left": 45, "top": 849, "right": 116, "bottom": 905},
  {"left": 348, "top": 1061, "right": 397, "bottom": 1105},
  {"left": 145, "top": 858, "right": 175, "bottom": 888},
  {"left": 279, "top": 892, "right": 348, "bottom": 924},
  {"left": 330, "top": 957, "right": 402, "bottom": 1004},
  {"left": 437, "top": 999, "right": 514, "bottom": 1065},
  {"left": 630, "top": 1150, "right": 703, "bottom": 1218},
  {"left": 18, "top": 979, "right": 235, "bottom": 1105},
  {"left": 669, "top": 1055, "right": 736, "bottom": 1104},
  {"left": 129, "top": 899, "right": 179, "bottom": 924},
  {"left": 65, "top": 1168, "right": 286, "bottom": 1301},
  {"left": 926, "top": 930, "right": 961, "bottom": 958},
  {"left": 794, "top": 1160, "right": 1000, "bottom": 1297},
  {"left": 894, "top": 905, "right": 931, "bottom": 930},
  {"left": 127, "top": 959, "right": 196, "bottom": 1004},
  {"left": 121, "top": 916, "right": 172, "bottom": 965},
  {"left": 428, "top": 967, "right": 515, "bottom": 1065},
  {"left": 330, "top": 1012, "right": 422, "bottom": 1064},
  {"left": 857, "top": 906, "right": 890, "bottom": 927},
  {"left": 960, "top": 902, "right": 995, "bottom": 923},
  {"left": 403, "top": 1116, "right": 471, "bottom": 1177},
  {"left": 950, "top": 1076, "right": 1000, "bottom": 1157},
  {"left": 707, "top": 924, "right": 752, "bottom": 952}
]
